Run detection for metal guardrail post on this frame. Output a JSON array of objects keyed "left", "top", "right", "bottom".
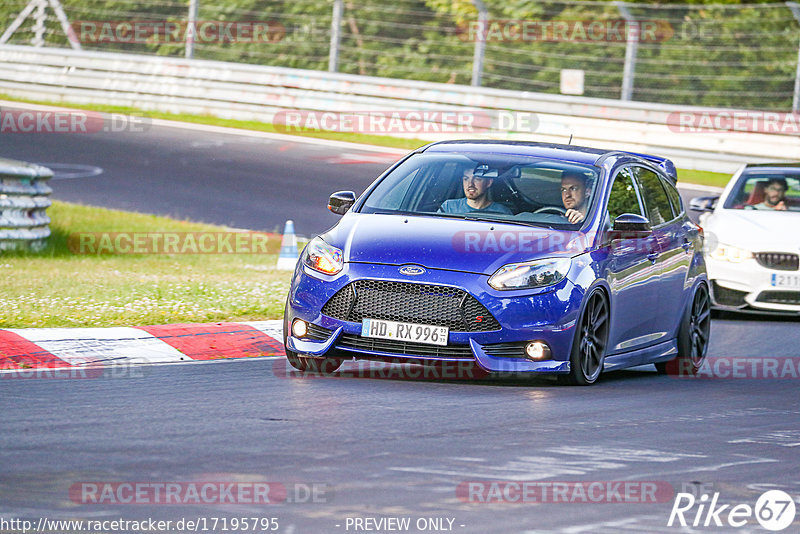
[
  {"left": 0, "top": 157, "right": 53, "bottom": 251},
  {"left": 788, "top": 2, "right": 800, "bottom": 112},
  {"left": 471, "top": 0, "right": 488, "bottom": 87},
  {"left": 328, "top": 0, "right": 343, "bottom": 73},
  {"left": 186, "top": 0, "right": 199, "bottom": 59},
  {"left": 0, "top": 0, "right": 81, "bottom": 49},
  {"left": 616, "top": 1, "right": 638, "bottom": 102}
]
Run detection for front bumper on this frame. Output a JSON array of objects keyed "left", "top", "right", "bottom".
[
  {"left": 707, "top": 257, "right": 800, "bottom": 314},
  {"left": 286, "top": 262, "right": 584, "bottom": 373}
]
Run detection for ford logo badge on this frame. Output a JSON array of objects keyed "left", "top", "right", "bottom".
[{"left": 399, "top": 265, "right": 426, "bottom": 276}]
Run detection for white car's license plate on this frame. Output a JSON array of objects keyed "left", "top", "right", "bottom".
[
  {"left": 771, "top": 274, "right": 800, "bottom": 288},
  {"left": 361, "top": 318, "right": 448, "bottom": 346}
]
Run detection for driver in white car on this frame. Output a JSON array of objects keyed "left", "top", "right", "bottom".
[
  {"left": 753, "top": 178, "right": 788, "bottom": 211},
  {"left": 561, "top": 172, "right": 592, "bottom": 223}
]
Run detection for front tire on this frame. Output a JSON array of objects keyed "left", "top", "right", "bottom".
[
  {"left": 656, "top": 283, "right": 711, "bottom": 376},
  {"left": 562, "top": 289, "right": 609, "bottom": 386}
]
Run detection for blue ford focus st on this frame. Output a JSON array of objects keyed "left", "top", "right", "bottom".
[{"left": 284, "top": 141, "right": 710, "bottom": 385}]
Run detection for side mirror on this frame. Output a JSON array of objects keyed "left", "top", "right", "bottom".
[
  {"left": 609, "top": 213, "right": 652, "bottom": 239},
  {"left": 328, "top": 191, "right": 356, "bottom": 215},
  {"left": 689, "top": 196, "right": 719, "bottom": 212}
]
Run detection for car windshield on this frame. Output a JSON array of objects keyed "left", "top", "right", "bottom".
[
  {"left": 724, "top": 170, "right": 800, "bottom": 212},
  {"left": 359, "top": 152, "right": 600, "bottom": 229}
]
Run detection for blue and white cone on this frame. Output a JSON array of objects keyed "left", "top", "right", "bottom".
[{"left": 276, "top": 220, "right": 299, "bottom": 270}]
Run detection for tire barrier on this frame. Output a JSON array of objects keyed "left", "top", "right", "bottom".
[{"left": 0, "top": 156, "right": 53, "bottom": 251}]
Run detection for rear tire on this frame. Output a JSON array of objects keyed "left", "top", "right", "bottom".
[
  {"left": 562, "top": 289, "right": 609, "bottom": 386},
  {"left": 656, "top": 283, "right": 711, "bottom": 376}
]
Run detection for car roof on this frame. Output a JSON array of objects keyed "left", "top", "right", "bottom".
[
  {"left": 743, "top": 162, "right": 800, "bottom": 172},
  {"left": 419, "top": 140, "right": 677, "bottom": 181}
]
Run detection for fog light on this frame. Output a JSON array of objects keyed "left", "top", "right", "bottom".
[
  {"left": 525, "top": 341, "right": 551, "bottom": 361},
  {"left": 291, "top": 318, "right": 308, "bottom": 338}
]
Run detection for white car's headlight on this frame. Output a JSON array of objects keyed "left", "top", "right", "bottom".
[
  {"left": 488, "top": 258, "right": 571, "bottom": 290},
  {"left": 302, "top": 237, "right": 344, "bottom": 275},
  {"left": 709, "top": 243, "right": 753, "bottom": 263}
]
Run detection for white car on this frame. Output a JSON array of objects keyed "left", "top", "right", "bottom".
[{"left": 690, "top": 163, "right": 800, "bottom": 315}]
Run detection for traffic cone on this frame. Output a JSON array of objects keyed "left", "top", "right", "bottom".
[{"left": 276, "top": 220, "right": 299, "bottom": 270}]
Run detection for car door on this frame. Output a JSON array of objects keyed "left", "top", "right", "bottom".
[
  {"left": 631, "top": 165, "right": 693, "bottom": 340},
  {"left": 602, "top": 167, "right": 662, "bottom": 355}
]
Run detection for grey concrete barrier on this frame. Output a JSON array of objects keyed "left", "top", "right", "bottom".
[{"left": 0, "top": 157, "right": 53, "bottom": 251}]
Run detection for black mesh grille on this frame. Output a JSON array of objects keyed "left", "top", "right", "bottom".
[
  {"left": 711, "top": 281, "right": 748, "bottom": 307},
  {"left": 482, "top": 342, "right": 528, "bottom": 358},
  {"left": 336, "top": 333, "right": 473, "bottom": 359},
  {"left": 305, "top": 323, "right": 333, "bottom": 341},
  {"left": 756, "top": 291, "right": 800, "bottom": 305},
  {"left": 321, "top": 280, "right": 500, "bottom": 332},
  {"left": 755, "top": 253, "right": 799, "bottom": 271}
]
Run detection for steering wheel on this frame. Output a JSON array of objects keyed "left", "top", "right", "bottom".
[{"left": 533, "top": 206, "right": 567, "bottom": 216}]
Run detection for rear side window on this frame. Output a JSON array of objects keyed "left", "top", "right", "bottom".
[
  {"left": 633, "top": 166, "right": 674, "bottom": 226},
  {"left": 607, "top": 168, "right": 643, "bottom": 223},
  {"left": 660, "top": 176, "right": 683, "bottom": 218}
]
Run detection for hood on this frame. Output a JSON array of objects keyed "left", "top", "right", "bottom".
[
  {"left": 321, "top": 213, "right": 593, "bottom": 275},
  {"left": 704, "top": 209, "right": 800, "bottom": 252}
]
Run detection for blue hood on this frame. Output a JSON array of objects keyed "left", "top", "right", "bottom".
[{"left": 320, "top": 213, "right": 593, "bottom": 275}]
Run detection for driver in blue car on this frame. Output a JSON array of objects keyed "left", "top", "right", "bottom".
[
  {"left": 561, "top": 171, "right": 592, "bottom": 224},
  {"left": 439, "top": 164, "right": 512, "bottom": 215}
]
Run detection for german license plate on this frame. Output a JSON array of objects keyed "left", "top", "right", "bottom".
[
  {"left": 361, "top": 318, "right": 448, "bottom": 346},
  {"left": 771, "top": 274, "right": 800, "bottom": 288}
]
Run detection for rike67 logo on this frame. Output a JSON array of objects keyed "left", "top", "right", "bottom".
[{"left": 668, "top": 490, "right": 796, "bottom": 531}]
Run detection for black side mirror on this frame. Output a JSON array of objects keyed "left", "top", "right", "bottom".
[
  {"left": 328, "top": 191, "right": 356, "bottom": 215},
  {"left": 609, "top": 213, "right": 652, "bottom": 239},
  {"left": 689, "top": 196, "right": 719, "bottom": 212}
]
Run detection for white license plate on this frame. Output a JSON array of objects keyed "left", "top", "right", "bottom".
[
  {"left": 771, "top": 274, "right": 800, "bottom": 288},
  {"left": 361, "top": 318, "right": 448, "bottom": 346}
]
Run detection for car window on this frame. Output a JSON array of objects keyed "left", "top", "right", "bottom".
[
  {"left": 606, "top": 168, "right": 643, "bottom": 224},
  {"left": 378, "top": 168, "right": 418, "bottom": 210},
  {"left": 660, "top": 176, "right": 683, "bottom": 218},
  {"left": 359, "top": 153, "right": 600, "bottom": 229},
  {"left": 723, "top": 172, "right": 800, "bottom": 211},
  {"left": 633, "top": 166, "right": 674, "bottom": 226}
]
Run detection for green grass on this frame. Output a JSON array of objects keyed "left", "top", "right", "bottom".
[
  {"left": 0, "top": 92, "right": 732, "bottom": 187},
  {"left": 676, "top": 168, "right": 730, "bottom": 189},
  {"left": 0, "top": 201, "right": 296, "bottom": 328}
]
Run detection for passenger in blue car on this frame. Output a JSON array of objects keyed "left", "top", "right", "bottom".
[{"left": 438, "top": 164, "right": 513, "bottom": 215}]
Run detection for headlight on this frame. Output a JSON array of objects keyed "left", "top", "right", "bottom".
[
  {"left": 302, "top": 237, "right": 344, "bottom": 275},
  {"left": 709, "top": 243, "right": 753, "bottom": 263},
  {"left": 488, "top": 258, "right": 571, "bottom": 290}
]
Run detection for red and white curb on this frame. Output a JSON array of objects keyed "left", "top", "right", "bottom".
[{"left": 0, "top": 320, "right": 285, "bottom": 372}]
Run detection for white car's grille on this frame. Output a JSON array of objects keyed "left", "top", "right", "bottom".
[{"left": 755, "top": 252, "right": 799, "bottom": 271}]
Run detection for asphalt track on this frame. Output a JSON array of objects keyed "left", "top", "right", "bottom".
[{"left": 1, "top": 118, "right": 799, "bottom": 533}]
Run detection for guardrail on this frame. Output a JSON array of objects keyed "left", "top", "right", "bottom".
[
  {"left": 0, "top": 44, "right": 798, "bottom": 173},
  {"left": 0, "top": 156, "right": 53, "bottom": 251}
]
